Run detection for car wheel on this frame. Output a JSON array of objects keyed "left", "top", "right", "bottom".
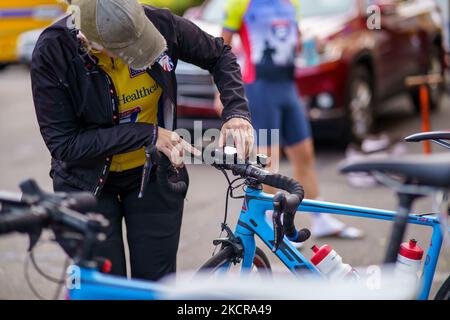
[
  {"left": 0, "top": 64, "right": 8, "bottom": 72},
  {"left": 345, "top": 66, "right": 374, "bottom": 143},
  {"left": 410, "top": 47, "right": 444, "bottom": 113}
]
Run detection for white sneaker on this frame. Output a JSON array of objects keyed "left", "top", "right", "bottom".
[
  {"left": 312, "top": 213, "right": 364, "bottom": 239},
  {"left": 311, "top": 213, "right": 345, "bottom": 238}
]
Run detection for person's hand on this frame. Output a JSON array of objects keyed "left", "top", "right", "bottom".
[
  {"left": 219, "top": 117, "right": 254, "bottom": 160},
  {"left": 156, "top": 127, "right": 201, "bottom": 168}
]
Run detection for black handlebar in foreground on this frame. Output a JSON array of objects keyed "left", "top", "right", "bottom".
[
  {"left": 0, "top": 210, "right": 46, "bottom": 235},
  {"left": 0, "top": 180, "right": 108, "bottom": 259}
]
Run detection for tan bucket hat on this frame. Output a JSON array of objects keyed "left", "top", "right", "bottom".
[{"left": 71, "top": 0, "right": 167, "bottom": 69}]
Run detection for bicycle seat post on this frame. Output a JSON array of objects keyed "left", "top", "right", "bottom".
[{"left": 384, "top": 192, "right": 418, "bottom": 264}]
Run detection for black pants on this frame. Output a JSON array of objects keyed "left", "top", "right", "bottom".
[{"left": 53, "top": 166, "right": 188, "bottom": 281}]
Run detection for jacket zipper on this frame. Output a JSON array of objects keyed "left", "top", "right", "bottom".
[{"left": 92, "top": 67, "right": 119, "bottom": 196}]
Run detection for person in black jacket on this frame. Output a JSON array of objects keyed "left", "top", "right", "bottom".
[{"left": 31, "top": 0, "right": 253, "bottom": 281}]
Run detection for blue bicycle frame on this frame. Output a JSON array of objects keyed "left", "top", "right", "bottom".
[
  {"left": 67, "top": 186, "right": 447, "bottom": 300},
  {"left": 68, "top": 267, "right": 167, "bottom": 300},
  {"left": 234, "top": 187, "right": 447, "bottom": 300}
]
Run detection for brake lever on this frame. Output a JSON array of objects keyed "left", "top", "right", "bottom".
[
  {"left": 19, "top": 179, "right": 44, "bottom": 204},
  {"left": 27, "top": 227, "right": 43, "bottom": 252},
  {"left": 272, "top": 192, "right": 285, "bottom": 252}
]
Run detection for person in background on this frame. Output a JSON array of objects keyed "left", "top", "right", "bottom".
[{"left": 218, "top": 0, "right": 364, "bottom": 241}]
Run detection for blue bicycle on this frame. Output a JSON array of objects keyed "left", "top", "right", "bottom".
[
  {"left": 198, "top": 131, "right": 450, "bottom": 300},
  {"left": 0, "top": 132, "right": 449, "bottom": 300}
]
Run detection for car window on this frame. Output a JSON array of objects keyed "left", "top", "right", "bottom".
[{"left": 300, "top": 0, "right": 354, "bottom": 17}]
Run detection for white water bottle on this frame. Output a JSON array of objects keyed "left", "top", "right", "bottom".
[
  {"left": 396, "top": 239, "right": 423, "bottom": 277},
  {"left": 310, "top": 244, "right": 360, "bottom": 281}
]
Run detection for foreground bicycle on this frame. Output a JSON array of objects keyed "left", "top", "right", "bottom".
[
  {"left": 0, "top": 147, "right": 315, "bottom": 299},
  {"left": 0, "top": 132, "right": 449, "bottom": 299}
]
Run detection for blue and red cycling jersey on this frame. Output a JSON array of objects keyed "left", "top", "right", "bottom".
[{"left": 224, "top": 0, "right": 301, "bottom": 83}]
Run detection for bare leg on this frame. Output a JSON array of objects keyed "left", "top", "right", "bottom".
[
  {"left": 284, "top": 138, "right": 319, "bottom": 199},
  {"left": 259, "top": 138, "right": 319, "bottom": 197},
  {"left": 285, "top": 139, "right": 363, "bottom": 239},
  {"left": 262, "top": 139, "right": 363, "bottom": 239}
]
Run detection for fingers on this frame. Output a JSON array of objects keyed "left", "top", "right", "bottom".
[
  {"left": 171, "top": 142, "right": 185, "bottom": 168},
  {"left": 180, "top": 139, "right": 201, "bottom": 157},
  {"left": 232, "top": 129, "right": 245, "bottom": 162},
  {"left": 159, "top": 143, "right": 183, "bottom": 168},
  {"left": 157, "top": 119, "right": 255, "bottom": 167},
  {"left": 220, "top": 118, "right": 255, "bottom": 160},
  {"left": 241, "top": 128, "right": 255, "bottom": 161},
  {"left": 160, "top": 145, "right": 175, "bottom": 165},
  {"left": 244, "top": 127, "right": 255, "bottom": 160},
  {"left": 168, "top": 132, "right": 200, "bottom": 156},
  {"left": 220, "top": 127, "right": 254, "bottom": 161},
  {"left": 219, "top": 130, "right": 226, "bottom": 148},
  {"left": 158, "top": 130, "right": 201, "bottom": 167}
]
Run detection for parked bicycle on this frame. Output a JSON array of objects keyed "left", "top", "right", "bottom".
[{"left": 197, "top": 131, "right": 450, "bottom": 300}]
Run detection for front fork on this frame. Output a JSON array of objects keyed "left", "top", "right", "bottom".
[
  {"left": 213, "top": 224, "right": 245, "bottom": 265},
  {"left": 235, "top": 223, "right": 257, "bottom": 271},
  {"left": 212, "top": 223, "right": 256, "bottom": 272}
]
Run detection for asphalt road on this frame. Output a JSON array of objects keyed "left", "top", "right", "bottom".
[{"left": 0, "top": 65, "right": 449, "bottom": 300}]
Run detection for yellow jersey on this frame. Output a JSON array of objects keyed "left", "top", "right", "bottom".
[{"left": 92, "top": 50, "right": 162, "bottom": 172}]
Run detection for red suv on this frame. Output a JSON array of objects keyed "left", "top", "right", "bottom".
[{"left": 177, "top": 0, "right": 445, "bottom": 142}]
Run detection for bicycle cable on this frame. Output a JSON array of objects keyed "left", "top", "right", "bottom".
[
  {"left": 24, "top": 252, "right": 46, "bottom": 300},
  {"left": 30, "top": 250, "right": 66, "bottom": 284},
  {"left": 24, "top": 239, "right": 71, "bottom": 300},
  {"left": 52, "top": 256, "right": 70, "bottom": 300},
  {"left": 212, "top": 169, "right": 244, "bottom": 256}
]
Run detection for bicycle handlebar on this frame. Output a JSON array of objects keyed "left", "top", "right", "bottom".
[
  {"left": 0, "top": 180, "right": 107, "bottom": 249},
  {"left": 212, "top": 149, "right": 303, "bottom": 197},
  {"left": 271, "top": 191, "right": 311, "bottom": 248},
  {"left": 63, "top": 192, "right": 98, "bottom": 214},
  {"left": 148, "top": 147, "right": 305, "bottom": 201},
  {"left": 211, "top": 149, "right": 310, "bottom": 247},
  {"left": 0, "top": 210, "right": 46, "bottom": 235},
  {"left": 228, "top": 164, "right": 309, "bottom": 247}
]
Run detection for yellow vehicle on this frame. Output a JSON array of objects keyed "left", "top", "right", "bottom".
[{"left": 0, "top": 0, "right": 66, "bottom": 67}]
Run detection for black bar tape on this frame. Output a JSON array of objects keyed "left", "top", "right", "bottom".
[{"left": 0, "top": 212, "right": 44, "bottom": 234}]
